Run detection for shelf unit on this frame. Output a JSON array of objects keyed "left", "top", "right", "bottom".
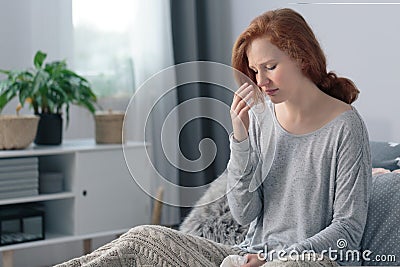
[{"left": 0, "top": 139, "right": 152, "bottom": 266}]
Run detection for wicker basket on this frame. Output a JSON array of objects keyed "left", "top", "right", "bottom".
[
  {"left": 0, "top": 115, "right": 40, "bottom": 150},
  {"left": 94, "top": 111, "right": 125, "bottom": 144}
]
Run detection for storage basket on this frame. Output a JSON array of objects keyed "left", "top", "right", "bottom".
[
  {"left": 0, "top": 115, "right": 39, "bottom": 150},
  {"left": 94, "top": 111, "right": 125, "bottom": 144}
]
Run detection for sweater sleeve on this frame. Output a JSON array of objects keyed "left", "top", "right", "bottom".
[
  {"left": 283, "top": 118, "right": 372, "bottom": 266},
  {"left": 227, "top": 102, "right": 275, "bottom": 225},
  {"left": 226, "top": 116, "right": 264, "bottom": 226}
]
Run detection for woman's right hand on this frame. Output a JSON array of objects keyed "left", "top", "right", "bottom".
[
  {"left": 241, "top": 254, "right": 266, "bottom": 267},
  {"left": 230, "top": 83, "right": 255, "bottom": 142}
]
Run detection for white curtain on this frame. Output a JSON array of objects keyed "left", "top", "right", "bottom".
[
  {"left": 70, "top": 0, "right": 180, "bottom": 225},
  {"left": 126, "top": 0, "right": 180, "bottom": 225}
]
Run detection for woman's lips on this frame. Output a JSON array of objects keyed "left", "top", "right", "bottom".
[{"left": 265, "top": 88, "right": 279, "bottom": 95}]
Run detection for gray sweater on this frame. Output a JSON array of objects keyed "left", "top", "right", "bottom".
[{"left": 227, "top": 101, "right": 372, "bottom": 265}]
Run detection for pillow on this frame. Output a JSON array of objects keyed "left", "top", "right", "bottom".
[
  {"left": 370, "top": 141, "right": 400, "bottom": 171},
  {"left": 361, "top": 172, "right": 400, "bottom": 265}
]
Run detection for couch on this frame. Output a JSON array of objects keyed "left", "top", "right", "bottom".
[{"left": 179, "top": 141, "right": 400, "bottom": 266}]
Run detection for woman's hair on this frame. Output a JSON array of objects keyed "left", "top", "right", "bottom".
[{"left": 232, "top": 8, "right": 359, "bottom": 104}]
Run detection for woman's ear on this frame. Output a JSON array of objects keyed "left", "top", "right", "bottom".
[{"left": 298, "top": 58, "right": 306, "bottom": 71}]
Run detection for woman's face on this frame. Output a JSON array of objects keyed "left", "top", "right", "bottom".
[{"left": 246, "top": 37, "right": 307, "bottom": 103}]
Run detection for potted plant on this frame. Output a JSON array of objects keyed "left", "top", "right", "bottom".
[{"left": 0, "top": 50, "right": 97, "bottom": 145}]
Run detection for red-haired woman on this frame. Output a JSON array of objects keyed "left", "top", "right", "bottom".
[
  {"left": 228, "top": 8, "right": 371, "bottom": 266},
  {"left": 56, "top": 8, "right": 370, "bottom": 267}
]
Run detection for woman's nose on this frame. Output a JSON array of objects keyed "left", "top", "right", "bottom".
[{"left": 257, "top": 73, "right": 270, "bottom": 87}]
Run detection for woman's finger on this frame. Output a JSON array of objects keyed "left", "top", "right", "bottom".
[
  {"left": 233, "top": 90, "right": 254, "bottom": 114},
  {"left": 236, "top": 100, "right": 254, "bottom": 117},
  {"left": 235, "top": 82, "right": 249, "bottom": 94},
  {"left": 232, "top": 84, "right": 254, "bottom": 110},
  {"left": 236, "top": 84, "right": 254, "bottom": 99}
]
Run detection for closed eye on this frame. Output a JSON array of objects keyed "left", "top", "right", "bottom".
[
  {"left": 249, "top": 64, "right": 276, "bottom": 73},
  {"left": 250, "top": 68, "right": 258, "bottom": 74}
]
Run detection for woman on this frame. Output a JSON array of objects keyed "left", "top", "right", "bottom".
[
  {"left": 56, "top": 8, "right": 370, "bottom": 267},
  {"left": 228, "top": 8, "right": 371, "bottom": 267}
]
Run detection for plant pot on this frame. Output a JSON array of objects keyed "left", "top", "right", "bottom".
[
  {"left": 34, "top": 113, "right": 63, "bottom": 145},
  {"left": 94, "top": 111, "right": 124, "bottom": 144},
  {"left": 0, "top": 115, "right": 40, "bottom": 150}
]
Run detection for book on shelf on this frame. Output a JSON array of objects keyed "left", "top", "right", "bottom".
[
  {"left": 0, "top": 189, "right": 39, "bottom": 200},
  {"left": 0, "top": 177, "right": 38, "bottom": 187},
  {"left": 0, "top": 157, "right": 38, "bottom": 167},
  {"left": 0, "top": 170, "right": 38, "bottom": 181},
  {"left": 0, "top": 183, "right": 38, "bottom": 193},
  {"left": 0, "top": 164, "right": 38, "bottom": 174}
]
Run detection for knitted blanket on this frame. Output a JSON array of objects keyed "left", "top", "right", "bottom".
[{"left": 54, "top": 225, "right": 244, "bottom": 267}]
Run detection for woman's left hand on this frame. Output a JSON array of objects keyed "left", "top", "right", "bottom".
[{"left": 241, "top": 254, "right": 266, "bottom": 267}]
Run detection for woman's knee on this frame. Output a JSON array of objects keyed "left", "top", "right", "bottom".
[
  {"left": 123, "top": 225, "right": 173, "bottom": 242},
  {"left": 128, "top": 224, "right": 168, "bottom": 235}
]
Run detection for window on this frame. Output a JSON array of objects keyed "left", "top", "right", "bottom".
[{"left": 72, "top": 0, "right": 135, "bottom": 98}]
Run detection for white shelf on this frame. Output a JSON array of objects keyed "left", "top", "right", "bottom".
[
  {"left": 0, "top": 139, "right": 149, "bottom": 158},
  {"left": 0, "top": 229, "right": 130, "bottom": 252},
  {"left": 0, "top": 192, "right": 74, "bottom": 206}
]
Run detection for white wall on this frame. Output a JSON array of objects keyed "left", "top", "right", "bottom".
[{"left": 230, "top": 0, "right": 400, "bottom": 142}]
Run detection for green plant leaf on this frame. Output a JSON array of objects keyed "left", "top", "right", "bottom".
[
  {"left": 65, "top": 104, "right": 70, "bottom": 128},
  {"left": 34, "top": 51, "right": 47, "bottom": 69},
  {"left": 79, "top": 99, "right": 96, "bottom": 114},
  {"left": 0, "top": 69, "right": 11, "bottom": 76},
  {"left": 0, "top": 80, "right": 17, "bottom": 111},
  {"left": 0, "top": 91, "right": 15, "bottom": 111},
  {"left": 0, "top": 50, "right": 97, "bottom": 121}
]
